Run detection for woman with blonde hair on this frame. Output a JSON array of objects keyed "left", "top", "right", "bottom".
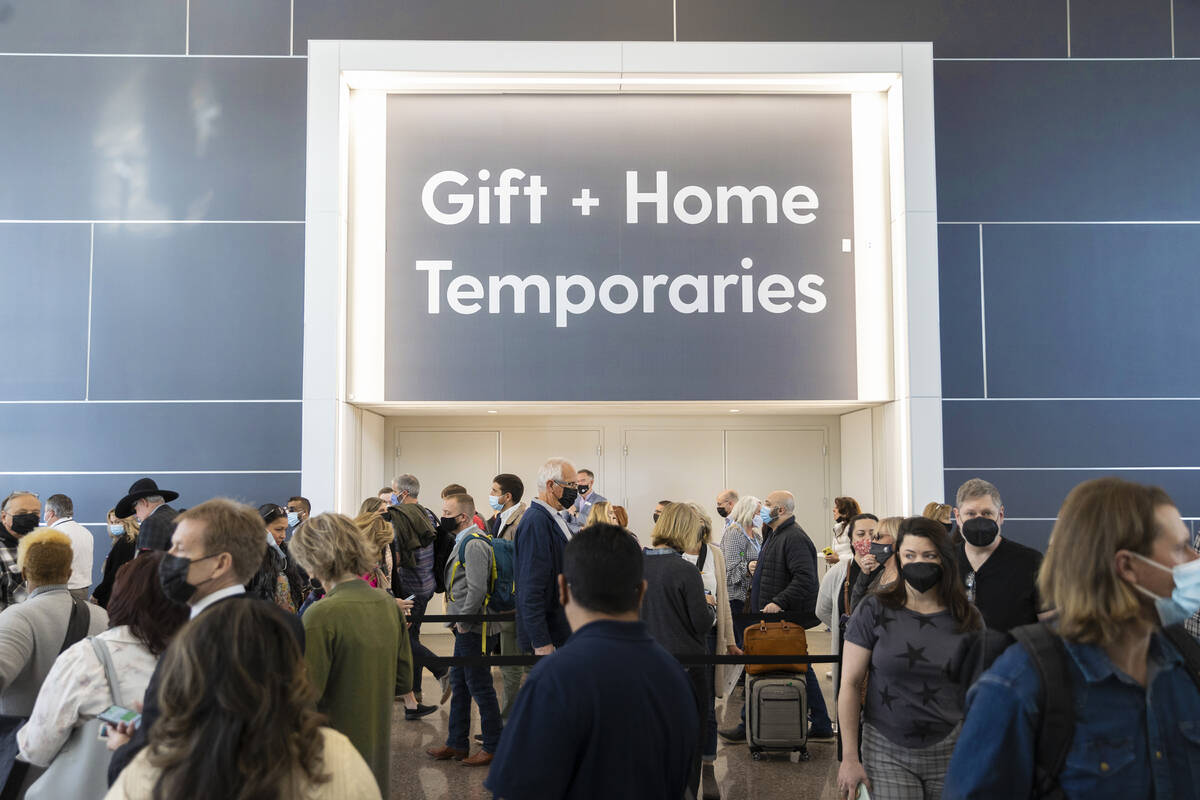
[
  {"left": 106, "top": 599, "right": 380, "bottom": 799},
  {"left": 93, "top": 510, "right": 138, "bottom": 609},
  {"left": 585, "top": 500, "right": 618, "bottom": 528},
  {"left": 944, "top": 477, "right": 1200, "bottom": 798},
  {"left": 289, "top": 513, "right": 414, "bottom": 793},
  {"left": 851, "top": 515, "right": 902, "bottom": 609},
  {"left": 640, "top": 502, "right": 715, "bottom": 800},
  {"left": 354, "top": 498, "right": 394, "bottom": 593},
  {"left": 721, "top": 495, "right": 762, "bottom": 647}
]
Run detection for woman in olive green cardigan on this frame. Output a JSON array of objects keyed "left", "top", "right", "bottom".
[{"left": 290, "top": 513, "right": 414, "bottom": 794}]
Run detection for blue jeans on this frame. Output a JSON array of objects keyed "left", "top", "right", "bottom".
[
  {"left": 446, "top": 629, "right": 503, "bottom": 753},
  {"left": 406, "top": 592, "right": 445, "bottom": 694}
]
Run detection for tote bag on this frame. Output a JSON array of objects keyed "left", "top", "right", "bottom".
[{"left": 25, "top": 637, "right": 124, "bottom": 800}]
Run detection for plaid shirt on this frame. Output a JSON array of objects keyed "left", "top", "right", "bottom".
[
  {"left": 0, "top": 534, "right": 27, "bottom": 608},
  {"left": 1187, "top": 532, "right": 1200, "bottom": 641}
]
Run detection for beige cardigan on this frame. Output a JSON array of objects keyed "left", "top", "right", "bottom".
[
  {"left": 708, "top": 545, "right": 736, "bottom": 697},
  {"left": 106, "top": 727, "right": 382, "bottom": 800}
]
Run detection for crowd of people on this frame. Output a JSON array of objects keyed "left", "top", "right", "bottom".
[{"left": 0, "top": 463, "right": 1196, "bottom": 799}]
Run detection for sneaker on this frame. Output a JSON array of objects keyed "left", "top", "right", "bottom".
[
  {"left": 438, "top": 672, "right": 452, "bottom": 705},
  {"left": 807, "top": 726, "right": 835, "bottom": 742},
  {"left": 405, "top": 703, "right": 438, "bottom": 721},
  {"left": 717, "top": 725, "right": 745, "bottom": 743}
]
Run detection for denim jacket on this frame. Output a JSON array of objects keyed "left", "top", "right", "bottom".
[{"left": 944, "top": 630, "right": 1200, "bottom": 799}]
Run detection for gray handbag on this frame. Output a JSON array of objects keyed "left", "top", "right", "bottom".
[{"left": 24, "top": 637, "right": 124, "bottom": 800}]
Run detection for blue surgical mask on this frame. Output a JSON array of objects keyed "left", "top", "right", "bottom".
[
  {"left": 108, "top": 523, "right": 124, "bottom": 536},
  {"left": 286, "top": 511, "right": 300, "bottom": 528},
  {"left": 390, "top": 493, "right": 400, "bottom": 505},
  {"left": 1131, "top": 553, "right": 1200, "bottom": 627},
  {"left": 488, "top": 494, "right": 504, "bottom": 512},
  {"left": 758, "top": 507, "right": 772, "bottom": 526}
]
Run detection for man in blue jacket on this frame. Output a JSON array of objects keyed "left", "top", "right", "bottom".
[{"left": 514, "top": 457, "right": 577, "bottom": 655}]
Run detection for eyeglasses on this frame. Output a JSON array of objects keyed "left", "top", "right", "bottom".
[{"left": 553, "top": 479, "right": 579, "bottom": 490}]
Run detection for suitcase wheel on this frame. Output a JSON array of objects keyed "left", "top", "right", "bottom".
[{"left": 750, "top": 749, "right": 764, "bottom": 762}]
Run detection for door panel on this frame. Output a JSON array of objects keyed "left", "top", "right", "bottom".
[
  {"left": 393, "top": 430, "right": 499, "bottom": 511},
  {"left": 499, "top": 429, "right": 602, "bottom": 507},
  {"left": 623, "top": 429, "right": 725, "bottom": 545},
  {"left": 726, "top": 429, "right": 828, "bottom": 551}
]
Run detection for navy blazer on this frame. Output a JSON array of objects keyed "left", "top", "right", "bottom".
[{"left": 513, "top": 502, "right": 572, "bottom": 652}]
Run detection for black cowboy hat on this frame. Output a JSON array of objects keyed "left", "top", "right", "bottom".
[{"left": 114, "top": 478, "right": 180, "bottom": 519}]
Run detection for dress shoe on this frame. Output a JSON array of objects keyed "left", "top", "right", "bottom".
[
  {"left": 460, "top": 750, "right": 494, "bottom": 767},
  {"left": 426, "top": 745, "right": 467, "bottom": 761},
  {"left": 717, "top": 725, "right": 745, "bottom": 743},
  {"left": 405, "top": 703, "right": 438, "bottom": 721}
]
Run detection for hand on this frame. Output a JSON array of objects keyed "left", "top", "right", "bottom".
[
  {"left": 727, "top": 644, "right": 744, "bottom": 656},
  {"left": 397, "top": 597, "right": 415, "bottom": 614},
  {"left": 837, "top": 759, "right": 870, "bottom": 799},
  {"left": 824, "top": 551, "right": 841, "bottom": 565},
  {"left": 705, "top": 594, "right": 717, "bottom": 607},
  {"left": 533, "top": 644, "right": 555, "bottom": 656},
  {"left": 747, "top": 560, "right": 757, "bottom": 576},
  {"left": 105, "top": 700, "right": 143, "bottom": 751},
  {"left": 762, "top": 602, "right": 782, "bottom": 614},
  {"left": 859, "top": 554, "right": 877, "bottom": 572}
]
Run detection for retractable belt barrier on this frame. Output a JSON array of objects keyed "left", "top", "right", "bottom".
[{"left": 417, "top": 611, "right": 840, "bottom": 668}]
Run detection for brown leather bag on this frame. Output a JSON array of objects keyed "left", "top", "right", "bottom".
[{"left": 743, "top": 620, "right": 809, "bottom": 675}]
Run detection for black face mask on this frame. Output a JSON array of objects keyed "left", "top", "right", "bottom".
[
  {"left": 558, "top": 485, "right": 579, "bottom": 509},
  {"left": 868, "top": 542, "right": 893, "bottom": 561},
  {"left": 652, "top": 512, "right": 661, "bottom": 524},
  {"left": 944, "top": 521, "right": 955, "bottom": 535},
  {"left": 577, "top": 485, "right": 590, "bottom": 497},
  {"left": 902, "top": 561, "right": 943, "bottom": 594},
  {"left": 8, "top": 512, "right": 39, "bottom": 536},
  {"left": 439, "top": 515, "right": 461, "bottom": 533},
  {"left": 716, "top": 507, "right": 729, "bottom": 518},
  {"left": 159, "top": 552, "right": 219, "bottom": 606},
  {"left": 961, "top": 517, "right": 999, "bottom": 548}
]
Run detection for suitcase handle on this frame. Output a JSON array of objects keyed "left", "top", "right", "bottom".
[{"left": 757, "top": 620, "right": 792, "bottom": 632}]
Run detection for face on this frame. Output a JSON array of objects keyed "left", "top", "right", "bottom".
[
  {"left": 132, "top": 497, "right": 150, "bottom": 522},
  {"left": 266, "top": 516, "right": 289, "bottom": 545},
  {"left": 490, "top": 481, "right": 510, "bottom": 508},
  {"left": 653, "top": 502, "right": 668, "bottom": 523},
  {"left": 549, "top": 465, "right": 579, "bottom": 510},
  {"left": 2, "top": 494, "right": 42, "bottom": 535},
  {"left": 1122, "top": 505, "right": 1198, "bottom": 598},
  {"left": 576, "top": 473, "right": 593, "bottom": 496},
  {"left": 285, "top": 501, "right": 308, "bottom": 522},
  {"left": 378, "top": 491, "right": 391, "bottom": 503},
  {"left": 872, "top": 528, "right": 895, "bottom": 545},
  {"left": 955, "top": 495, "right": 1004, "bottom": 530},
  {"left": 441, "top": 499, "right": 464, "bottom": 530},
  {"left": 898, "top": 535, "right": 941, "bottom": 566},
  {"left": 606, "top": 506, "right": 619, "bottom": 525},
  {"left": 717, "top": 494, "right": 736, "bottom": 517},
  {"left": 108, "top": 512, "right": 118, "bottom": 526},
  {"left": 168, "top": 519, "right": 228, "bottom": 592}
]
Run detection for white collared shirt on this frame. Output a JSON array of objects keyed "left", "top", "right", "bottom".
[
  {"left": 532, "top": 498, "right": 574, "bottom": 540},
  {"left": 499, "top": 503, "right": 521, "bottom": 528},
  {"left": 189, "top": 584, "right": 245, "bottom": 619},
  {"left": 50, "top": 517, "right": 94, "bottom": 591}
]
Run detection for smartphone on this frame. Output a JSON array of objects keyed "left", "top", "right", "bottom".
[
  {"left": 822, "top": 546, "right": 835, "bottom": 555},
  {"left": 404, "top": 594, "right": 416, "bottom": 602},
  {"left": 98, "top": 704, "right": 141, "bottom": 728},
  {"left": 855, "top": 783, "right": 871, "bottom": 800}
]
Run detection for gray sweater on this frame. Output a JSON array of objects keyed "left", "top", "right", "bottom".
[
  {"left": 0, "top": 585, "right": 108, "bottom": 716},
  {"left": 443, "top": 532, "right": 493, "bottom": 635}
]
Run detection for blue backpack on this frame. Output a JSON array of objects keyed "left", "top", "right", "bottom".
[{"left": 447, "top": 531, "right": 517, "bottom": 637}]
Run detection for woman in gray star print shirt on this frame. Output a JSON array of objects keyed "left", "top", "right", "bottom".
[{"left": 836, "top": 517, "right": 983, "bottom": 800}]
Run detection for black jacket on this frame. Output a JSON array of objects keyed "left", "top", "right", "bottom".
[
  {"left": 752, "top": 516, "right": 821, "bottom": 627},
  {"left": 135, "top": 504, "right": 178, "bottom": 552}
]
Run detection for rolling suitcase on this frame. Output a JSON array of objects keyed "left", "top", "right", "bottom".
[{"left": 745, "top": 673, "right": 810, "bottom": 761}]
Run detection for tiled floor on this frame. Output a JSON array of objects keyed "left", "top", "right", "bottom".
[{"left": 389, "top": 631, "right": 841, "bottom": 800}]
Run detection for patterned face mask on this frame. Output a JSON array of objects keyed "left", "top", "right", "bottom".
[{"left": 852, "top": 537, "right": 873, "bottom": 557}]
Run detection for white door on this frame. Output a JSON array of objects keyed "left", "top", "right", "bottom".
[
  {"left": 499, "top": 428, "right": 603, "bottom": 508},
  {"left": 725, "top": 429, "right": 829, "bottom": 551},
  {"left": 622, "top": 429, "right": 725, "bottom": 545},
  {"left": 393, "top": 430, "right": 499, "bottom": 512}
]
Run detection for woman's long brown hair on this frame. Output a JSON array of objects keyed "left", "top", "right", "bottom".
[
  {"left": 876, "top": 516, "right": 982, "bottom": 633},
  {"left": 148, "top": 600, "right": 330, "bottom": 800}
]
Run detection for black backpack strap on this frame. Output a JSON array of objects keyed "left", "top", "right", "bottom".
[
  {"left": 59, "top": 595, "right": 90, "bottom": 654},
  {"left": 696, "top": 542, "right": 708, "bottom": 573},
  {"left": 1162, "top": 623, "right": 1200, "bottom": 695},
  {"left": 1011, "top": 623, "right": 1073, "bottom": 800}
]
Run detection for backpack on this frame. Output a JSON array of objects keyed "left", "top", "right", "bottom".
[
  {"left": 446, "top": 530, "right": 517, "bottom": 646},
  {"left": 962, "top": 622, "right": 1200, "bottom": 798},
  {"left": 431, "top": 510, "right": 456, "bottom": 594}
]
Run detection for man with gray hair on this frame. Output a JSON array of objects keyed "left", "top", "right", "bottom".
[
  {"left": 513, "top": 457, "right": 577, "bottom": 655},
  {"left": 0, "top": 491, "right": 41, "bottom": 608},
  {"left": 952, "top": 477, "right": 1043, "bottom": 632},
  {"left": 43, "top": 493, "right": 94, "bottom": 602}
]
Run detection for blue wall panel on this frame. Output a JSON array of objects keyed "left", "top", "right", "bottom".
[
  {"left": 1174, "top": 0, "right": 1200, "bottom": 56},
  {"left": 189, "top": 0, "right": 291, "bottom": 55},
  {"left": 935, "top": 61, "right": 1200, "bottom": 222},
  {"left": 0, "top": 224, "right": 91, "bottom": 400},
  {"left": 943, "top": 400, "right": 1200, "bottom": 469},
  {"left": 980, "top": 224, "right": 1200, "bottom": 398},
  {"left": 0, "top": 403, "right": 300, "bottom": 472},
  {"left": 88, "top": 223, "right": 304, "bottom": 400},
  {"left": 937, "top": 225, "right": 985, "bottom": 398},
  {"left": 0, "top": 56, "right": 306, "bottom": 221},
  {"left": 677, "top": 0, "right": 1067, "bottom": 58},
  {"left": 0, "top": 0, "right": 185, "bottom": 54},
  {"left": 1069, "top": 0, "right": 1172, "bottom": 57},
  {"left": 292, "top": 0, "right": 673, "bottom": 54}
]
